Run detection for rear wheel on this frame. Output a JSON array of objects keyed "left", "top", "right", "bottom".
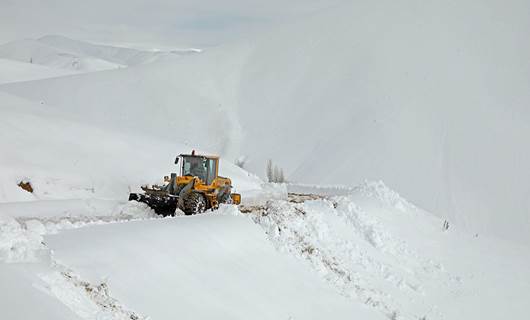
[{"left": 183, "top": 192, "right": 207, "bottom": 215}]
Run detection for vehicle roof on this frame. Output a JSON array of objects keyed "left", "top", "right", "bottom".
[{"left": 179, "top": 154, "right": 219, "bottom": 160}]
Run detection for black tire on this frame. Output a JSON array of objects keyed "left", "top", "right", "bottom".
[{"left": 183, "top": 192, "right": 207, "bottom": 215}]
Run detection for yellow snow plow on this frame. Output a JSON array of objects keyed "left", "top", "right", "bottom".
[{"left": 129, "top": 151, "right": 241, "bottom": 216}]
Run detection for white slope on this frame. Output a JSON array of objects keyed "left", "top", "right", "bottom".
[
  {"left": 0, "top": 45, "right": 248, "bottom": 158},
  {"left": 44, "top": 212, "right": 380, "bottom": 320},
  {"left": 0, "top": 38, "right": 123, "bottom": 71},
  {"left": 233, "top": 1, "right": 530, "bottom": 244},
  {"left": 1, "top": 182, "right": 527, "bottom": 320},
  {"left": 0, "top": 92, "right": 262, "bottom": 203},
  {"left": 2, "top": 1, "right": 529, "bottom": 243},
  {"left": 36, "top": 35, "right": 200, "bottom": 65},
  {"left": 0, "top": 35, "right": 202, "bottom": 72},
  {"left": 0, "top": 264, "right": 82, "bottom": 320},
  {"left": 0, "top": 202, "right": 155, "bottom": 320},
  {"left": 0, "top": 58, "right": 78, "bottom": 84},
  {"left": 255, "top": 182, "right": 530, "bottom": 320}
]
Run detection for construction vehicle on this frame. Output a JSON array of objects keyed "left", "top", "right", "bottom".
[{"left": 129, "top": 151, "right": 241, "bottom": 216}]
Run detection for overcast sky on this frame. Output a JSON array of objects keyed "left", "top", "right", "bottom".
[{"left": 0, "top": 0, "right": 346, "bottom": 47}]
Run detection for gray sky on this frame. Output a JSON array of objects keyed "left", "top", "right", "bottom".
[{"left": 0, "top": 0, "right": 346, "bottom": 47}]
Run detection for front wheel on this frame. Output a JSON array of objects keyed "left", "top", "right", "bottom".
[{"left": 182, "top": 192, "right": 207, "bottom": 215}]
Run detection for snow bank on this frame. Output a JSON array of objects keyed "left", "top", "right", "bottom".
[
  {"left": 286, "top": 183, "right": 354, "bottom": 196},
  {"left": 0, "top": 214, "right": 45, "bottom": 263},
  {"left": 254, "top": 182, "right": 530, "bottom": 320},
  {"left": 44, "top": 210, "right": 381, "bottom": 319}
]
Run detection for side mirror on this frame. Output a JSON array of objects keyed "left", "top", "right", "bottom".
[{"left": 175, "top": 157, "right": 179, "bottom": 165}]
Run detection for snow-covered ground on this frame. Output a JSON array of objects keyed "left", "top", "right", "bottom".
[
  {"left": 1, "top": 200, "right": 381, "bottom": 319},
  {"left": 1, "top": 183, "right": 528, "bottom": 319},
  {"left": 1, "top": 1, "right": 529, "bottom": 242},
  {"left": 0, "top": 35, "right": 201, "bottom": 72},
  {"left": 1, "top": 0, "right": 529, "bottom": 318},
  {"left": 257, "top": 182, "right": 530, "bottom": 319},
  {"left": 45, "top": 212, "right": 378, "bottom": 320},
  {"left": 0, "top": 91, "right": 262, "bottom": 203},
  {"left": 0, "top": 58, "right": 78, "bottom": 84}
]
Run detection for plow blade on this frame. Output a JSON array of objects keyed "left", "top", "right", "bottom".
[{"left": 129, "top": 192, "right": 177, "bottom": 216}]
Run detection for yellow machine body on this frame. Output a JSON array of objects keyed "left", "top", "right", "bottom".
[{"left": 130, "top": 152, "right": 241, "bottom": 216}]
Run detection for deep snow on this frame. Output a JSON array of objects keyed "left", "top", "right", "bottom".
[
  {"left": 1, "top": 1, "right": 529, "bottom": 243},
  {"left": 1, "top": 183, "right": 528, "bottom": 320},
  {"left": 0, "top": 1, "right": 529, "bottom": 319},
  {"left": 256, "top": 182, "right": 530, "bottom": 319},
  {"left": 0, "top": 91, "right": 263, "bottom": 203},
  {"left": 45, "top": 212, "right": 379, "bottom": 320},
  {"left": 0, "top": 35, "right": 201, "bottom": 72}
]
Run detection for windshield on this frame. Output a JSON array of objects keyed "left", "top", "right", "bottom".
[{"left": 181, "top": 156, "right": 216, "bottom": 184}]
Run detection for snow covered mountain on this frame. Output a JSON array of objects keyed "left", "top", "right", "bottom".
[
  {"left": 0, "top": 35, "right": 200, "bottom": 72},
  {"left": 2, "top": 0, "right": 529, "bottom": 243},
  {"left": 0, "top": 0, "right": 529, "bottom": 319}
]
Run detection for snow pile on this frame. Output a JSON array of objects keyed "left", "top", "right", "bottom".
[
  {"left": 0, "top": 214, "right": 45, "bottom": 263},
  {"left": 351, "top": 181, "right": 418, "bottom": 214},
  {"left": 242, "top": 182, "right": 288, "bottom": 205},
  {"left": 286, "top": 183, "right": 354, "bottom": 196},
  {"left": 254, "top": 181, "right": 530, "bottom": 320},
  {"left": 255, "top": 201, "right": 440, "bottom": 319}
]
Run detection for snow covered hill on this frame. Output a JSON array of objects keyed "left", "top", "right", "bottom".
[
  {"left": 0, "top": 91, "right": 261, "bottom": 203},
  {"left": 233, "top": 1, "right": 530, "bottom": 244},
  {"left": 0, "top": 58, "right": 78, "bottom": 84},
  {"left": 1, "top": 1, "right": 528, "bottom": 243},
  {"left": 1, "top": 182, "right": 528, "bottom": 319},
  {"left": 0, "top": 1, "right": 529, "bottom": 319},
  {"left": 0, "top": 35, "right": 200, "bottom": 72}
]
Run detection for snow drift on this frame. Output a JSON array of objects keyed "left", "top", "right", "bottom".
[{"left": 255, "top": 182, "right": 530, "bottom": 320}]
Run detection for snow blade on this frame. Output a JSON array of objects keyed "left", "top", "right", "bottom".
[{"left": 128, "top": 192, "right": 177, "bottom": 216}]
